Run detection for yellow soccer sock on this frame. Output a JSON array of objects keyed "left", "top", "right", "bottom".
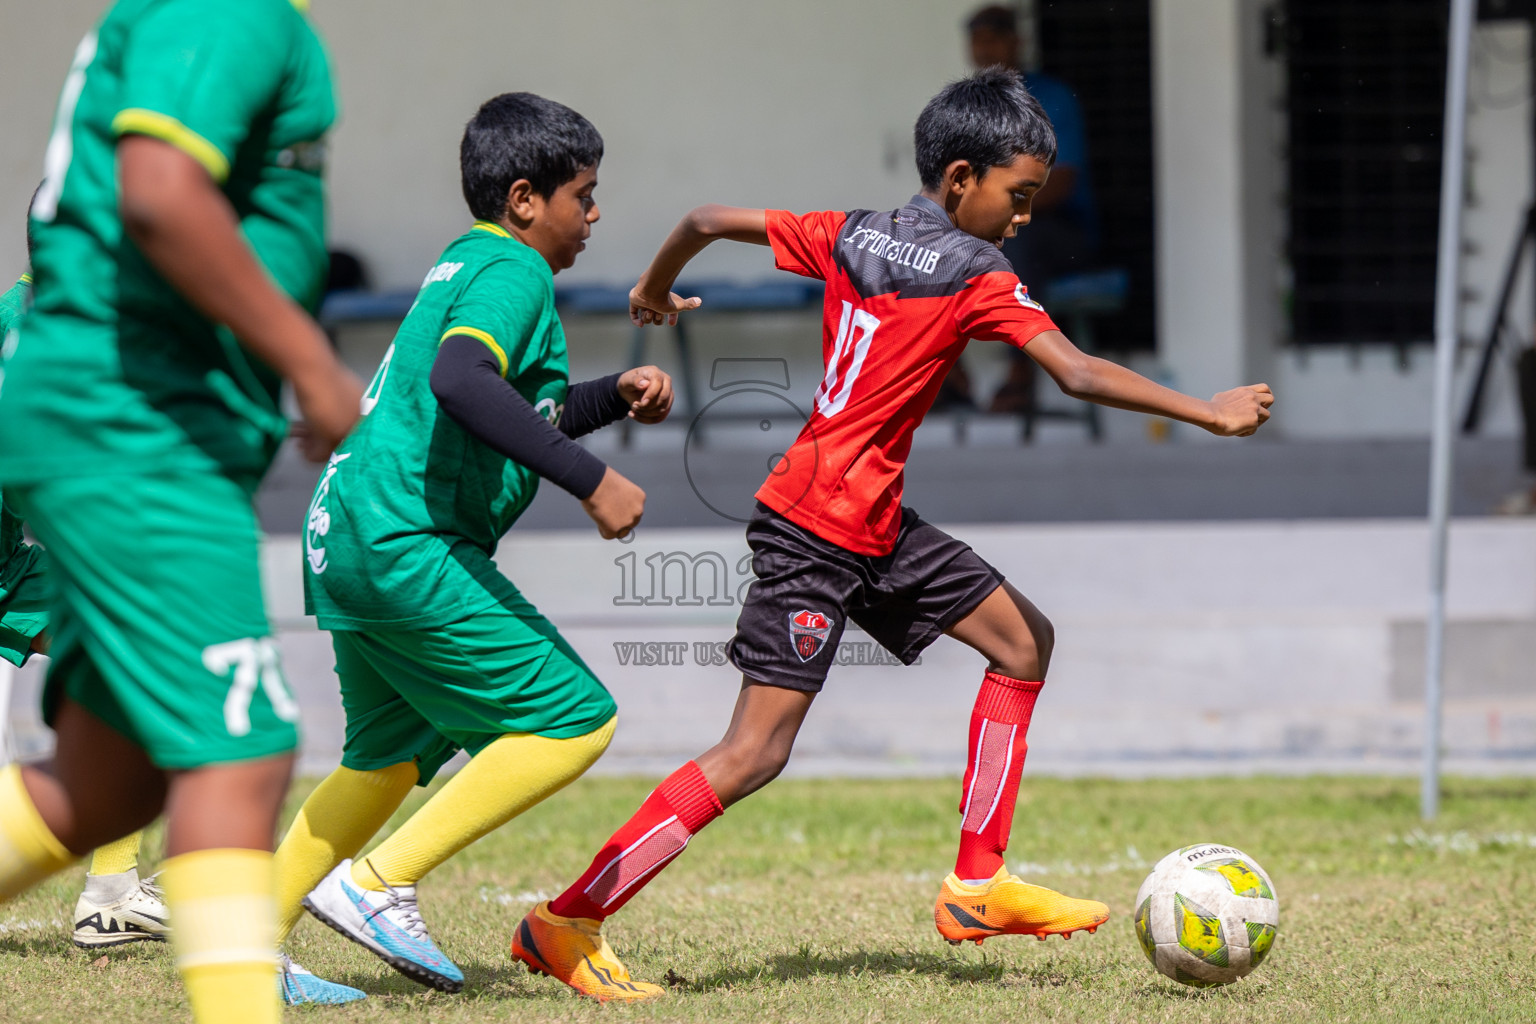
[
  {"left": 352, "top": 716, "right": 616, "bottom": 891},
  {"left": 89, "top": 829, "right": 143, "bottom": 876},
  {"left": 272, "top": 761, "right": 417, "bottom": 942},
  {"left": 0, "top": 763, "right": 76, "bottom": 900},
  {"left": 159, "top": 848, "right": 277, "bottom": 1024}
]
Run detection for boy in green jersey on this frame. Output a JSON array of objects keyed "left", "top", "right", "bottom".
[
  {"left": 273, "top": 92, "right": 668, "bottom": 996},
  {"left": 1, "top": 266, "right": 169, "bottom": 950},
  {"left": 0, "top": 2, "right": 364, "bottom": 1021}
]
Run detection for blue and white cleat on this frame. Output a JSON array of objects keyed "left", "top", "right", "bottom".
[
  {"left": 302, "top": 858, "right": 464, "bottom": 993},
  {"left": 279, "top": 953, "right": 368, "bottom": 1005}
]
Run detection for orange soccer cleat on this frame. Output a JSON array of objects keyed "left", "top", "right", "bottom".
[
  {"left": 934, "top": 867, "right": 1110, "bottom": 945},
  {"left": 511, "top": 901, "right": 664, "bottom": 1003}
]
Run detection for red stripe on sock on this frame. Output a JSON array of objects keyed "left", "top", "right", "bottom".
[
  {"left": 585, "top": 816, "right": 693, "bottom": 910},
  {"left": 954, "top": 673, "right": 1042, "bottom": 880},
  {"left": 549, "top": 761, "right": 722, "bottom": 921},
  {"left": 960, "top": 720, "right": 1017, "bottom": 833}
]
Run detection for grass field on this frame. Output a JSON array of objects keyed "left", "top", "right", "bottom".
[{"left": 2, "top": 774, "right": 1534, "bottom": 1023}]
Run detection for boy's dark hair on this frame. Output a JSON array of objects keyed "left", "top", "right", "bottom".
[
  {"left": 913, "top": 66, "right": 1056, "bottom": 190},
  {"left": 966, "top": 4, "right": 1017, "bottom": 37},
  {"left": 460, "top": 93, "right": 603, "bottom": 220}
]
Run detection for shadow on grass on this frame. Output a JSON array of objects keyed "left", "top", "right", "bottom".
[
  {"left": 680, "top": 947, "right": 1028, "bottom": 991},
  {"left": 314, "top": 961, "right": 573, "bottom": 1003},
  {"left": 1440, "top": 780, "right": 1536, "bottom": 801},
  {"left": 664, "top": 944, "right": 1275, "bottom": 1000},
  {"left": 1128, "top": 977, "right": 1270, "bottom": 1003},
  {"left": 444, "top": 950, "right": 1096, "bottom": 1003},
  {"left": 0, "top": 933, "right": 171, "bottom": 961},
  {"left": 0, "top": 933, "right": 74, "bottom": 956}
]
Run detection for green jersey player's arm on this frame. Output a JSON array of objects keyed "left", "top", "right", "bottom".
[
  {"left": 442, "top": 258, "right": 647, "bottom": 539},
  {"left": 117, "top": 137, "right": 360, "bottom": 457},
  {"left": 111, "top": 0, "right": 359, "bottom": 458}
]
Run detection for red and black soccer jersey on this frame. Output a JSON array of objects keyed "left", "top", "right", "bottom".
[{"left": 758, "top": 195, "right": 1059, "bottom": 555}]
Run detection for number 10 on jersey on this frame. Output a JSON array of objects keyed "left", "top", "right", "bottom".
[{"left": 814, "top": 300, "right": 880, "bottom": 419}]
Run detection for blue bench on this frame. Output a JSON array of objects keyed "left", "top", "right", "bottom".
[{"left": 318, "top": 289, "right": 416, "bottom": 323}]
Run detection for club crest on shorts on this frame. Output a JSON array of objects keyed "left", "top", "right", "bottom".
[{"left": 788, "top": 609, "right": 834, "bottom": 662}]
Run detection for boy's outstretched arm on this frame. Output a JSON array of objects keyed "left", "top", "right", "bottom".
[
  {"left": 117, "top": 135, "right": 363, "bottom": 460},
  {"left": 630, "top": 206, "right": 769, "bottom": 326},
  {"left": 1025, "top": 330, "right": 1273, "bottom": 436},
  {"left": 430, "top": 337, "right": 654, "bottom": 538}
]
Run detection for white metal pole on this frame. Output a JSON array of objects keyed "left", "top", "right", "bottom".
[{"left": 1424, "top": 0, "right": 1476, "bottom": 821}]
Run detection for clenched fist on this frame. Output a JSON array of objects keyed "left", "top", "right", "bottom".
[
  {"left": 1205, "top": 384, "right": 1274, "bottom": 437},
  {"left": 582, "top": 466, "right": 645, "bottom": 539}
]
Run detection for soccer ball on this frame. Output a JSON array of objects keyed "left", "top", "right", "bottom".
[{"left": 1132, "top": 844, "right": 1279, "bottom": 987}]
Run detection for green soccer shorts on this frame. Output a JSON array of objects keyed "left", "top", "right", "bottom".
[
  {"left": 332, "top": 596, "right": 617, "bottom": 786},
  {"left": 10, "top": 471, "right": 300, "bottom": 769},
  {"left": 0, "top": 544, "right": 50, "bottom": 667}
]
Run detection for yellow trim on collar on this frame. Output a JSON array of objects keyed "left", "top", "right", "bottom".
[
  {"left": 441, "top": 326, "right": 509, "bottom": 377},
  {"left": 18, "top": 274, "right": 32, "bottom": 285},
  {"left": 111, "top": 109, "right": 230, "bottom": 183},
  {"left": 291, "top": 0, "right": 310, "bottom": 11},
  {"left": 472, "top": 221, "right": 512, "bottom": 238}
]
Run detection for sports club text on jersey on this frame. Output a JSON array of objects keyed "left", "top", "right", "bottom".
[{"left": 843, "top": 226, "right": 942, "bottom": 275}]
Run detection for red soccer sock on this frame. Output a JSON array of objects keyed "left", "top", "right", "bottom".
[
  {"left": 548, "top": 760, "right": 723, "bottom": 921},
  {"left": 954, "top": 671, "right": 1043, "bottom": 882}
]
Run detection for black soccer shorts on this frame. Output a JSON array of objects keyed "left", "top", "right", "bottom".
[{"left": 726, "top": 503, "right": 1005, "bottom": 692}]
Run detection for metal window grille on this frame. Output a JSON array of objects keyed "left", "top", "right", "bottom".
[
  {"left": 1038, "top": 0, "right": 1156, "bottom": 352},
  {"left": 1283, "top": 0, "right": 1449, "bottom": 347}
]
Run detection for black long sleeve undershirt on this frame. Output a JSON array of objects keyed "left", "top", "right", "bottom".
[
  {"left": 429, "top": 335, "right": 632, "bottom": 500},
  {"left": 561, "top": 371, "right": 632, "bottom": 438}
]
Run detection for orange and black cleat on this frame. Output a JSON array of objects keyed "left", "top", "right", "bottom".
[
  {"left": 934, "top": 868, "right": 1109, "bottom": 945},
  {"left": 511, "top": 901, "right": 664, "bottom": 1003}
]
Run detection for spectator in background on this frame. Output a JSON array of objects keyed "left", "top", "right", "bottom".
[{"left": 939, "top": 4, "right": 1099, "bottom": 414}]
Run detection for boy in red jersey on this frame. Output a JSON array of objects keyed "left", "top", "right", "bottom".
[{"left": 511, "top": 67, "right": 1274, "bottom": 1002}]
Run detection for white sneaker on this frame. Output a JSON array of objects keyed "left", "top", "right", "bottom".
[
  {"left": 72, "top": 868, "right": 170, "bottom": 948},
  {"left": 302, "top": 859, "right": 464, "bottom": 992}
]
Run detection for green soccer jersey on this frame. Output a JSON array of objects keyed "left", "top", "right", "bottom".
[
  {"left": 0, "top": 275, "right": 34, "bottom": 594},
  {"left": 304, "top": 222, "right": 572, "bottom": 630},
  {"left": 0, "top": 0, "right": 335, "bottom": 484}
]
